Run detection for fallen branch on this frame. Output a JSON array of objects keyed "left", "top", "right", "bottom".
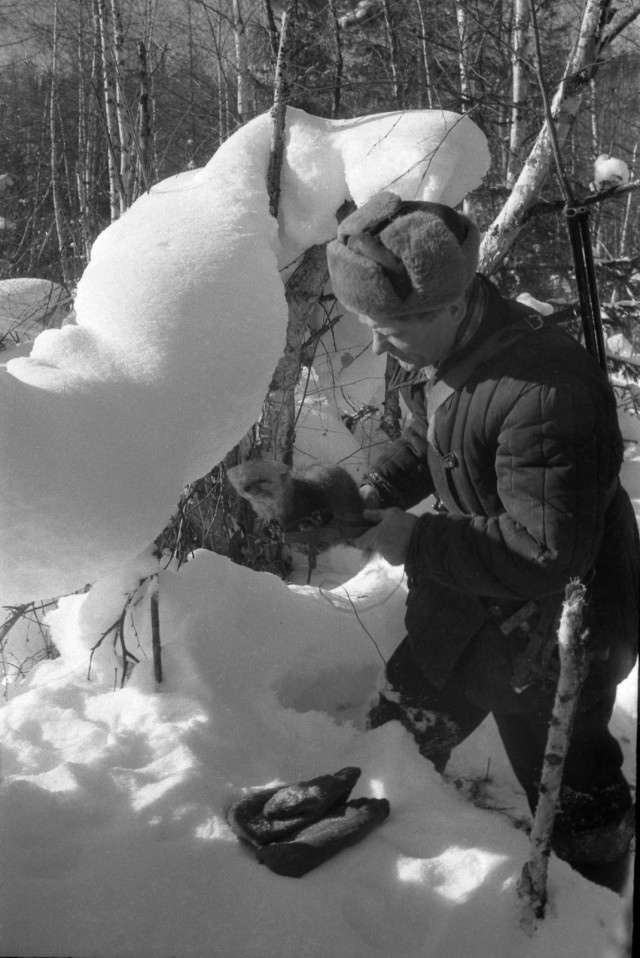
[{"left": 517, "top": 579, "right": 589, "bottom": 928}]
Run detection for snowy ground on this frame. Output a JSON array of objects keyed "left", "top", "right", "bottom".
[
  {"left": 0, "top": 448, "right": 636, "bottom": 958},
  {"left": 0, "top": 521, "right": 636, "bottom": 958}
]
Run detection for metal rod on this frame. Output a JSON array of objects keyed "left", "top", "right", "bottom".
[{"left": 564, "top": 206, "right": 608, "bottom": 374}]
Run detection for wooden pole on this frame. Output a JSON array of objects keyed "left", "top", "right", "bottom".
[{"left": 518, "top": 579, "right": 589, "bottom": 927}]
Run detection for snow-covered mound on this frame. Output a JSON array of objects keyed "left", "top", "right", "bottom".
[{"left": 0, "top": 108, "right": 489, "bottom": 605}]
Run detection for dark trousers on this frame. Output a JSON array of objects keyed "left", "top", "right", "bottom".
[{"left": 368, "top": 638, "right": 633, "bottom": 864}]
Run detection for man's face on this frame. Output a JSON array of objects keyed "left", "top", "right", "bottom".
[{"left": 360, "top": 299, "right": 466, "bottom": 370}]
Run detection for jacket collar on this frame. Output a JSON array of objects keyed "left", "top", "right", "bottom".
[{"left": 388, "top": 275, "right": 515, "bottom": 392}]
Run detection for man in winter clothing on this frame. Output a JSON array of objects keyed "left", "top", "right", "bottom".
[{"left": 326, "top": 191, "right": 638, "bottom": 891}]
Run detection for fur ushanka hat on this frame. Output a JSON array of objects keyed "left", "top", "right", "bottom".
[{"left": 326, "top": 191, "right": 481, "bottom": 320}]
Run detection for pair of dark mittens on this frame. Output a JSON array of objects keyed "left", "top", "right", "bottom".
[{"left": 226, "top": 766, "right": 390, "bottom": 877}]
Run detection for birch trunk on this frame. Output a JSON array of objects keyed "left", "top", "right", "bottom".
[
  {"left": 517, "top": 580, "right": 589, "bottom": 927},
  {"left": 261, "top": 0, "right": 328, "bottom": 466},
  {"left": 97, "top": 0, "right": 122, "bottom": 220},
  {"left": 135, "top": 40, "right": 153, "bottom": 196},
  {"left": 479, "top": 0, "right": 615, "bottom": 273},
  {"left": 49, "top": 0, "right": 69, "bottom": 286},
  {"left": 232, "top": 0, "right": 251, "bottom": 125},
  {"left": 76, "top": 8, "right": 96, "bottom": 263},
  {"left": 266, "top": 0, "right": 297, "bottom": 220},
  {"left": 259, "top": 246, "right": 329, "bottom": 464},
  {"left": 454, "top": 0, "right": 471, "bottom": 109},
  {"left": 506, "top": 0, "right": 532, "bottom": 188},
  {"left": 414, "top": 0, "right": 433, "bottom": 109},
  {"left": 381, "top": 0, "right": 402, "bottom": 108},
  {"left": 328, "top": 0, "right": 343, "bottom": 118},
  {"left": 109, "top": 0, "right": 131, "bottom": 212}
]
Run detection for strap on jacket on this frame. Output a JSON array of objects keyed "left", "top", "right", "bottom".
[{"left": 425, "top": 314, "right": 544, "bottom": 443}]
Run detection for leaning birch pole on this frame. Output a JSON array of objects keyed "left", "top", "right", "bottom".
[
  {"left": 517, "top": 579, "right": 589, "bottom": 928},
  {"left": 261, "top": 25, "right": 335, "bottom": 462},
  {"left": 259, "top": 246, "right": 329, "bottom": 464},
  {"left": 479, "top": 0, "right": 615, "bottom": 273},
  {"left": 260, "top": 0, "right": 308, "bottom": 466}
]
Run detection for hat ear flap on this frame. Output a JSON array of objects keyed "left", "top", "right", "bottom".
[{"left": 337, "top": 191, "right": 403, "bottom": 243}]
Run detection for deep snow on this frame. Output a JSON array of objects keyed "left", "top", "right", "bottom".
[{"left": 0, "top": 542, "right": 635, "bottom": 958}]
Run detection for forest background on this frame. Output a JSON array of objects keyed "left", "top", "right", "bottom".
[{"left": 1, "top": 0, "right": 640, "bottom": 668}]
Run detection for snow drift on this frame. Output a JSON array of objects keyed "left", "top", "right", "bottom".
[{"left": 0, "top": 549, "right": 632, "bottom": 958}]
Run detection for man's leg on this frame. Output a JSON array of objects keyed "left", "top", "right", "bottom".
[
  {"left": 493, "top": 689, "right": 634, "bottom": 892},
  {"left": 368, "top": 639, "right": 488, "bottom": 772}
]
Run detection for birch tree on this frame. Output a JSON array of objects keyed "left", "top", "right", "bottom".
[
  {"left": 479, "top": 0, "right": 637, "bottom": 273},
  {"left": 109, "top": 0, "right": 132, "bottom": 213},
  {"left": 232, "top": 0, "right": 252, "bottom": 124},
  {"left": 506, "top": 0, "right": 532, "bottom": 189}
]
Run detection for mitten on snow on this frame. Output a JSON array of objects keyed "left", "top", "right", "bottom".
[
  {"left": 256, "top": 797, "right": 391, "bottom": 877},
  {"left": 227, "top": 767, "right": 390, "bottom": 876},
  {"left": 227, "top": 767, "right": 362, "bottom": 846}
]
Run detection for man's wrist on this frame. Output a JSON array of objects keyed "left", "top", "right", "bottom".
[{"left": 360, "top": 472, "right": 399, "bottom": 509}]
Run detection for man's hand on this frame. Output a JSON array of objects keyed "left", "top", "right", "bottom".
[
  {"left": 355, "top": 507, "right": 418, "bottom": 566},
  {"left": 358, "top": 484, "right": 381, "bottom": 509}
]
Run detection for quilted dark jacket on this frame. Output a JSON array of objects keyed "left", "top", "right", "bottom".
[{"left": 367, "top": 277, "right": 639, "bottom": 704}]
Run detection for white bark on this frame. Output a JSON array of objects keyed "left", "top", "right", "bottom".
[
  {"left": 479, "top": 0, "right": 615, "bottom": 273},
  {"left": 381, "top": 0, "right": 401, "bottom": 108},
  {"left": 232, "top": 0, "right": 251, "bottom": 124},
  {"left": 97, "top": 0, "right": 122, "bottom": 220},
  {"left": 506, "top": 0, "right": 532, "bottom": 188},
  {"left": 259, "top": 245, "right": 329, "bottom": 463},
  {"left": 109, "top": 0, "right": 131, "bottom": 212},
  {"left": 414, "top": 0, "right": 433, "bottom": 109},
  {"left": 267, "top": 0, "right": 297, "bottom": 219},
  {"left": 517, "top": 580, "right": 589, "bottom": 928},
  {"left": 454, "top": 0, "right": 471, "bottom": 107}
]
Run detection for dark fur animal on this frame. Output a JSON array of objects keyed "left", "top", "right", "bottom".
[{"left": 227, "top": 461, "right": 370, "bottom": 542}]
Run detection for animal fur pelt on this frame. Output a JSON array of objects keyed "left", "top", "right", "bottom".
[{"left": 227, "top": 460, "right": 374, "bottom": 547}]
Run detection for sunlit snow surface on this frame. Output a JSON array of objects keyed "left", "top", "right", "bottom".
[{"left": 0, "top": 546, "right": 634, "bottom": 958}]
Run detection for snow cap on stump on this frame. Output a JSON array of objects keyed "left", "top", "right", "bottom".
[{"left": 327, "top": 191, "right": 480, "bottom": 320}]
